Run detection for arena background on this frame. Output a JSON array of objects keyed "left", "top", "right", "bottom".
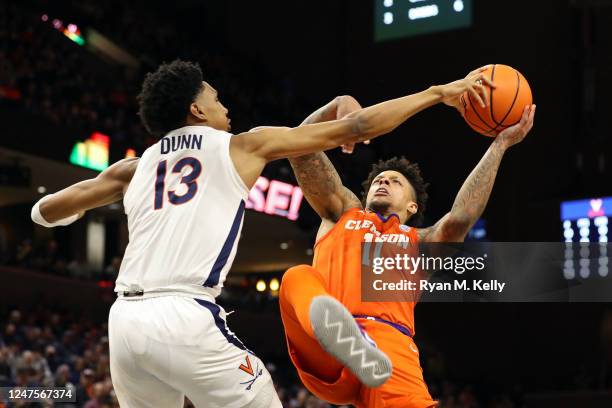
[{"left": 1, "top": 0, "right": 612, "bottom": 406}]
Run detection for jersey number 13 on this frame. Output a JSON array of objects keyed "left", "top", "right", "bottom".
[{"left": 154, "top": 157, "right": 202, "bottom": 210}]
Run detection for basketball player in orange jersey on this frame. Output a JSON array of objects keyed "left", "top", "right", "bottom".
[{"left": 279, "top": 80, "right": 536, "bottom": 406}]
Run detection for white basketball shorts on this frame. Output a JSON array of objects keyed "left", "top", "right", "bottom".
[{"left": 108, "top": 296, "right": 280, "bottom": 408}]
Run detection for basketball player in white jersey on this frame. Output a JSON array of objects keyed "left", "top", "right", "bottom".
[{"left": 30, "top": 60, "right": 490, "bottom": 407}]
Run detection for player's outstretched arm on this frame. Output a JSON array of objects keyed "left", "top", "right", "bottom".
[
  {"left": 419, "top": 105, "right": 536, "bottom": 243},
  {"left": 31, "top": 158, "right": 139, "bottom": 227},
  {"left": 289, "top": 96, "right": 363, "bottom": 222},
  {"left": 230, "top": 68, "right": 490, "bottom": 188}
]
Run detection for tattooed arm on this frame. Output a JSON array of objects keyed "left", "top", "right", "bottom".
[
  {"left": 289, "top": 96, "right": 363, "bottom": 223},
  {"left": 419, "top": 105, "right": 536, "bottom": 243}
]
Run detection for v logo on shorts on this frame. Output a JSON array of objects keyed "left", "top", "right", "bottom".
[
  {"left": 239, "top": 355, "right": 254, "bottom": 376},
  {"left": 239, "top": 355, "right": 264, "bottom": 391}
]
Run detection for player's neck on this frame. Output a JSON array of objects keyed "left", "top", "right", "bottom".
[
  {"left": 365, "top": 207, "right": 407, "bottom": 224},
  {"left": 185, "top": 117, "right": 212, "bottom": 129}
]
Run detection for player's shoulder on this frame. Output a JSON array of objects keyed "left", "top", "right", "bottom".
[
  {"left": 102, "top": 157, "right": 140, "bottom": 183},
  {"left": 340, "top": 206, "right": 365, "bottom": 220},
  {"left": 231, "top": 126, "right": 290, "bottom": 153}
]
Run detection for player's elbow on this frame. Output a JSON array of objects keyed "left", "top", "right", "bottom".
[{"left": 440, "top": 214, "right": 472, "bottom": 242}]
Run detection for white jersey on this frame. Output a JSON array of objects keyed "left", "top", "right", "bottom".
[{"left": 116, "top": 125, "right": 249, "bottom": 300}]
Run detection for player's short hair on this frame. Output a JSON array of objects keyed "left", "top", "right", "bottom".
[
  {"left": 361, "top": 156, "right": 429, "bottom": 226},
  {"left": 137, "top": 60, "right": 203, "bottom": 137}
]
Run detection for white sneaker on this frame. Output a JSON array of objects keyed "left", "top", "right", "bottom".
[{"left": 309, "top": 296, "right": 392, "bottom": 387}]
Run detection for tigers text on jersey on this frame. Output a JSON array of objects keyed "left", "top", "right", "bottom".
[{"left": 117, "top": 125, "right": 249, "bottom": 300}]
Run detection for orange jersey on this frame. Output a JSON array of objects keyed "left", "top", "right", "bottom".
[{"left": 313, "top": 207, "right": 420, "bottom": 336}]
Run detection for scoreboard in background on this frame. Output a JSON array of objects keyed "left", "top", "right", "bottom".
[
  {"left": 561, "top": 197, "right": 610, "bottom": 281},
  {"left": 561, "top": 197, "right": 610, "bottom": 243},
  {"left": 374, "top": 0, "right": 472, "bottom": 41}
]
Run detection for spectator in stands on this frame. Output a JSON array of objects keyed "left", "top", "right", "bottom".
[
  {"left": 83, "top": 381, "right": 106, "bottom": 408},
  {"left": 0, "top": 347, "right": 12, "bottom": 386},
  {"left": 2, "top": 324, "right": 20, "bottom": 346},
  {"left": 76, "top": 368, "right": 95, "bottom": 405},
  {"left": 55, "top": 363, "right": 75, "bottom": 389}
]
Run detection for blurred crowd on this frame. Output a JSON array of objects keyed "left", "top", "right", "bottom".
[
  {"left": 0, "top": 308, "right": 343, "bottom": 408},
  {"left": 0, "top": 307, "right": 524, "bottom": 408},
  {"left": 0, "top": 2, "right": 143, "bottom": 148},
  {"left": 0, "top": 308, "right": 114, "bottom": 407},
  {"left": 0, "top": 1, "right": 304, "bottom": 154},
  {"left": 6, "top": 238, "right": 120, "bottom": 281}
]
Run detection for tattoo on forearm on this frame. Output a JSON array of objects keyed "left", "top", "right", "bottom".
[
  {"left": 290, "top": 152, "right": 360, "bottom": 220},
  {"left": 419, "top": 142, "right": 505, "bottom": 242},
  {"left": 291, "top": 100, "right": 361, "bottom": 220},
  {"left": 451, "top": 142, "right": 505, "bottom": 222}
]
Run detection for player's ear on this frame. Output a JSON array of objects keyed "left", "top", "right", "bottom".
[
  {"left": 407, "top": 201, "right": 417, "bottom": 216},
  {"left": 189, "top": 102, "right": 207, "bottom": 121}
]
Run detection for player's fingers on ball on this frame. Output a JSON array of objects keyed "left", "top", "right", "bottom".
[
  {"left": 475, "top": 84, "right": 488, "bottom": 105},
  {"left": 469, "top": 87, "right": 485, "bottom": 108},
  {"left": 521, "top": 105, "right": 530, "bottom": 122},
  {"left": 527, "top": 113, "right": 535, "bottom": 128},
  {"left": 364, "top": 140, "right": 371, "bottom": 145},
  {"left": 479, "top": 74, "right": 496, "bottom": 88}
]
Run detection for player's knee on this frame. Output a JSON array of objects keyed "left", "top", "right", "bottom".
[{"left": 280, "top": 265, "right": 310, "bottom": 295}]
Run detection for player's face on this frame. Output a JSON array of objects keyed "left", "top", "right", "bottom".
[
  {"left": 192, "top": 81, "right": 231, "bottom": 131},
  {"left": 365, "top": 171, "right": 418, "bottom": 220}
]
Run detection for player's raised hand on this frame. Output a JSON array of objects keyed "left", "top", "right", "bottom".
[
  {"left": 438, "top": 66, "right": 496, "bottom": 115},
  {"left": 494, "top": 104, "right": 536, "bottom": 148},
  {"left": 336, "top": 95, "right": 369, "bottom": 154}
]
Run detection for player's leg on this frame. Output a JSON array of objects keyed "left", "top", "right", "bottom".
[
  {"left": 280, "top": 265, "right": 392, "bottom": 387},
  {"left": 167, "top": 298, "right": 279, "bottom": 408},
  {"left": 108, "top": 300, "right": 184, "bottom": 408},
  {"left": 279, "top": 264, "right": 344, "bottom": 382},
  {"left": 357, "top": 321, "right": 437, "bottom": 408},
  {"left": 309, "top": 295, "right": 392, "bottom": 387},
  {"left": 111, "top": 296, "right": 277, "bottom": 408}
]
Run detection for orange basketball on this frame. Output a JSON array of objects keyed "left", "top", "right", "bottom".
[{"left": 461, "top": 64, "right": 532, "bottom": 137}]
